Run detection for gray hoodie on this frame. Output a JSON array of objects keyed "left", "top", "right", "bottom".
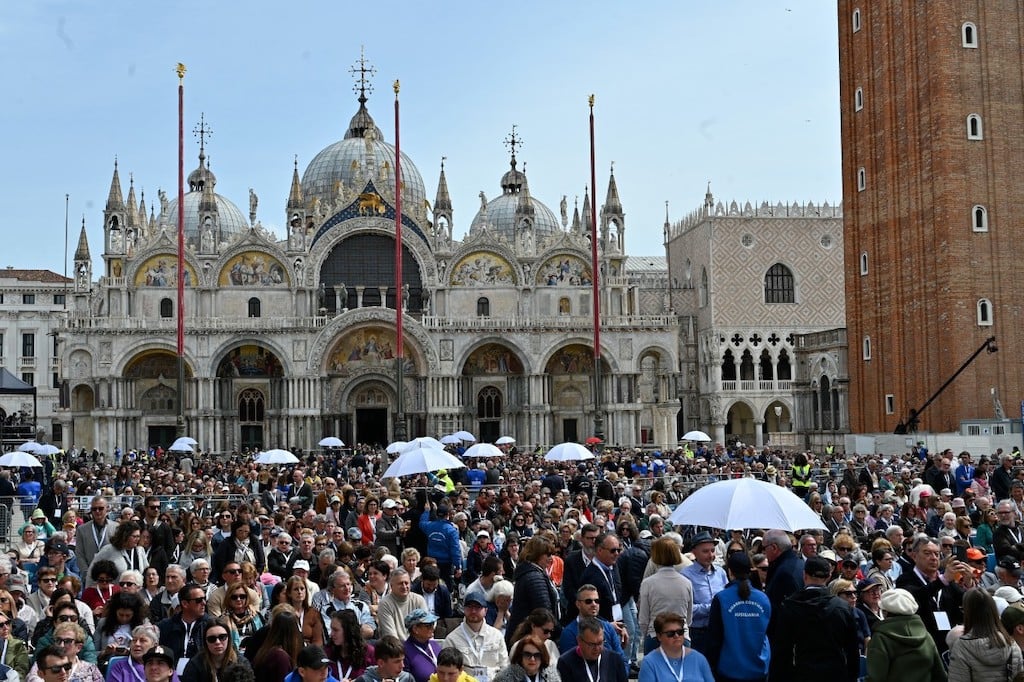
[
  {"left": 354, "top": 666, "right": 416, "bottom": 682},
  {"left": 948, "top": 635, "right": 1023, "bottom": 682}
]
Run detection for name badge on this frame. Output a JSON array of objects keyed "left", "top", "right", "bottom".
[
  {"left": 176, "top": 658, "right": 190, "bottom": 676},
  {"left": 934, "top": 612, "right": 952, "bottom": 631},
  {"left": 612, "top": 603, "right": 623, "bottom": 622}
]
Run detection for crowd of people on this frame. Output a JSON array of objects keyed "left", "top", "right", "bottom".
[{"left": 1, "top": 440, "right": 1024, "bottom": 682}]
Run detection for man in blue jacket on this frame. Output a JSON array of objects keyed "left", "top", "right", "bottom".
[{"left": 419, "top": 501, "right": 462, "bottom": 589}]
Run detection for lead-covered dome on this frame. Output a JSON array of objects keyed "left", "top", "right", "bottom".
[
  {"left": 301, "top": 102, "right": 426, "bottom": 213},
  {"left": 164, "top": 192, "right": 250, "bottom": 240},
  {"left": 469, "top": 158, "right": 561, "bottom": 242}
]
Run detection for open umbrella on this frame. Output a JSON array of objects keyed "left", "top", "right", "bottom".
[
  {"left": 385, "top": 441, "right": 409, "bottom": 455},
  {"left": 585, "top": 436, "right": 603, "bottom": 445},
  {"left": 463, "top": 443, "right": 504, "bottom": 458},
  {"left": 681, "top": 430, "right": 712, "bottom": 442},
  {"left": 17, "top": 442, "right": 41, "bottom": 453},
  {"left": 544, "top": 442, "right": 595, "bottom": 462},
  {"left": 668, "top": 477, "right": 826, "bottom": 532},
  {"left": 383, "top": 447, "right": 466, "bottom": 478},
  {"left": 403, "top": 437, "right": 445, "bottom": 452},
  {"left": 35, "top": 444, "right": 61, "bottom": 456},
  {"left": 255, "top": 449, "right": 300, "bottom": 465},
  {"left": 495, "top": 436, "right": 516, "bottom": 445},
  {"left": 169, "top": 437, "right": 195, "bottom": 452},
  {"left": 0, "top": 451, "right": 43, "bottom": 468},
  {"left": 440, "top": 434, "right": 462, "bottom": 445},
  {"left": 453, "top": 430, "right": 477, "bottom": 442},
  {"left": 318, "top": 437, "right": 345, "bottom": 447}
]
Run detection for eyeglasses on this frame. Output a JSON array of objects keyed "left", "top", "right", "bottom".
[
  {"left": 120, "top": 582, "right": 138, "bottom": 588},
  {"left": 206, "top": 633, "right": 230, "bottom": 643},
  {"left": 148, "top": 505, "right": 160, "bottom": 510},
  {"left": 183, "top": 596, "right": 207, "bottom": 603},
  {"left": 46, "top": 663, "right": 74, "bottom": 673},
  {"left": 579, "top": 598, "right": 600, "bottom": 605},
  {"left": 602, "top": 547, "right": 623, "bottom": 554},
  {"left": 840, "top": 590, "right": 857, "bottom": 597},
  {"left": 57, "top": 615, "right": 78, "bottom": 622},
  {"left": 659, "top": 629, "right": 685, "bottom": 638},
  {"left": 835, "top": 547, "right": 852, "bottom": 553},
  {"left": 224, "top": 568, "right": 242, "bottom": 575},
  {"left": 230, "top": 594, "right": 248, "bottom": 601},
  {"left": 755, "top": 565, "right": 769, "bottom": 571},
  {"left": 91, "top": 508, "right": 106, "bottom": 513},
  {"left": 0, "top": 621, "right": 9, "bottom": 628},
  {"left": 40, "top": 577, "right": 58, "bottom": 583},
  {"left": 579, "top": 638, "right": 604, "bottom": 649},
  {"left": 522, "top": 650, "right": 543, "bottom": 660},
  {"left": 56, "top": 638, "right": 80, "bottom": 646}
]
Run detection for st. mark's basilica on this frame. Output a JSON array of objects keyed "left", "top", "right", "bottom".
[{"left": 12, "top": 59, "right": 848, "bottom": 454}]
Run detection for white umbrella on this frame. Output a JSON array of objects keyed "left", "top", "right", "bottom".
[
  {"left": 544, "top": 442, "right": 595, "bottom": 462},
  {"left": 17, "top": 442, "right": 41, "bottom": 453},
  {"left": 453, "top": 430, "right": 477, "bottom": 442},
  {"left": 440, "top": 434, "right": 462, "bottom": 445},
  {"left": 318, "top": 437, "right": 345, "bottom": 447},
  {"left": 177, "top": 436, "right": 199, "bottom": 446},
  {"left": 403, "top": 437, "right": 445, "bottom": 452},
  {"left": 169, "top": 437, "right": 195, "bottom": 452},
  {"left": 255, "top": 449, "right": 300, "bottom": 465},
  {"left": 495, "top": 436, "right": 516, "bottom": 445},
  {"left": 681, "top": 430, "right": 712, "bottom": 442},
  {"left": 383, "top": 447, "right": 466, "bottom": 478},
  {"left": 35, "top": 444, "right": 61, "bottom": 456},
  {"left": 463, "top": 443, "right": 504, "bottom": 458},
  {"left": 668, "top": 477, "right": 827, "bottom": 532},
  {"left": 0, "top": 451, "right": 43, "bottom": 468},
  {"left": 386, "top": 441, "right": 409, "bottom": 455}
]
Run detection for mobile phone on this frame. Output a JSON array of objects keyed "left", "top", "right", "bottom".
[{"left": 953, "top": 544, "right": 967, "bottom": 561}]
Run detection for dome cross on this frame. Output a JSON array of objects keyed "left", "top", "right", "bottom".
[
  {"left": 503, "top": 125, "right": 523, "bottom": 165},
  {"left": 350, "top": 47, "right": 376, "bottom": 104}
]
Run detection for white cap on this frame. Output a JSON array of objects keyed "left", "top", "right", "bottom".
[
  {"left": 293, "top": 560, "right": 311, "bottom": 572},
  {"left": 382, "top": 499, "right": 398, "bottom": 509}
]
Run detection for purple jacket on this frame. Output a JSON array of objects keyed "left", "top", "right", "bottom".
[{"left": 403, "top": 637, "right": 442, "bottom": 682}]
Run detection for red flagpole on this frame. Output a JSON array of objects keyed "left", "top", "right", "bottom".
[
  {"left": 393, "top": 79, "right": 406, "bottom": 440},
  {"left": 589, "top": 95, "right": 604, "bottom": 443},
  {"left": 175, "top": 63, "right": 187, "bottom": 436}
]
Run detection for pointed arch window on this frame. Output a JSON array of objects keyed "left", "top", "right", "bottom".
[
  {"left": 973, "top": 205, "right": 988, "bottom": 232},
  {"left": 962, "top": 22, "right": 978, "bottom": 48},
  {"left": 967, "top": 114, "right": 983, "bottom": 140},
  {"left": 476, "top": 297, "right": 490, "bottom": 317},
  {"left": 239, "top": 388, "right": 265, "bottom": 423},
  {"left": 477, "top": 386, "right": 502, "bottom": 419},
  {"left": 977, "top": 298, "right": 993, "bottom": 326},
  {"left": 764, "top": 263, "right": 795, "bottom": 303},
  {"left": 160, "top": 298, "right": 173, "bottom": 318}
]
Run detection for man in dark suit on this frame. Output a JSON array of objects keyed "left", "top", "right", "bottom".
[
  {"left": 579, "top": 532, "right": 624, "bottom": 625},
  {"left": 895, "top": 535, "right": 966, "bottom": 654},
  {"left": 412, "top": 564, "right": 454, "bottom": 620},
  {"left": 561, "top": 523, "right": 601, "bottom": 624},
  {"left": 557, "top": 617, "right": 627, "bottom": 682},
  {"left": 925, "top": 456, "right": 955, "bottom": 495},
  {"left": 288, "top": 467, "right": 314, "bottom": 512}
]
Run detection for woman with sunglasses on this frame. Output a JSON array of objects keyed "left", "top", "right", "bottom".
[
  {"left": 638, "top": 612, "right": 714, "bottom": 682},
  {"left": 223, "top": 581, "right": 263, "bottom": 651},
  {"left": 105, "top": 623, "right": 160, "bottom": 682},
  {"left": 93, "top": 591, "right": 146, "bottom": 668},
  {"left": 33, "top": 599, "right": 100, "bottom": 663},
  {"left": 507, "top": 608, "right": 559, "bottom": 674},
  {"left": 182, "top": 617, "right": 252, "bottom": 682},
  {"left": 494, "top": 634, "right": 559, "bottom": 682},
  {"left": 81, "top": 560, "right": 120, "bottom": 619}
]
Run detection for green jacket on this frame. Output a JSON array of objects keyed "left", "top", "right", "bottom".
[
  {"left": 866, "top": 614, "right": 946, "bottom": 682},
  {"left": 0, "top": 637, "right": 30, "bottom": 678}
]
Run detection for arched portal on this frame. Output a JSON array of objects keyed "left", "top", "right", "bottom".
[
  {"left": 214, "top": 344, "right": 286, "bottom": 453},
  {"left": 319, "top": 234, "right": 425, "bottom": 313},
  {"left": 124, "top": 350, "right": 194, "bottom": 449},
  {"left": 461, "top": 343, "right": 524, "bottom": 441},
  {"left": 726, "top": 401, "right": 755, "bottom": 446},
  {"left": 544, "top": 344, "right": 611, "bottom": 443}
]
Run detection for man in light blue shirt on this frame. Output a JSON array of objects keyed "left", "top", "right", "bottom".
[{"left": 680, "top": 531, "right": 728, "bottom": 654}]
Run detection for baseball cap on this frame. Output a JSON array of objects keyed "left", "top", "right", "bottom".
[
  {"left": 464, "top": 590, "right": 488, "bottom": 606},
  {"left": 639, "top": 530, "right": 654, "bottom": 540},
  {"left": 1003, "top": 603, "right": 1024, "bottom": 631},
  {"left": 7, "top": 574, "right": 27, "bottom": 595},
  {"left": 819, "top": 549, "right": 838, "bottom": 564},
  {"left": 382, "top": 499, "right": 398, "bottom": 510},
  {"left": 347, "top": 527, "right": 362, "bottom": 541},
  {"left": 999, "top": 557, "right": 1023, "bottom": 576},
  {"left": 293, "top": 560, "right": 311, "bottom": 572},
  {"left": 45, "top": 539, "right": 69, "bottom": 555},
  {"left": 476, "top": 530, "right": 490, "bottom": 539},
  {"left": 404, "top": 608, "right": 439, "bottom": 628},
  {"left": 856, "top": 577, "right": 881, "bottom": 592},
  {"left": 142, "top": 645, "right": 176, "bottom": 668},
  {"left": 297, "top": 645, "right": 331, "bottom": 670},
  {"left": 966, "top": 547, "right": 987, "bottom": 562},
  {"left": 995, "top": 586, "right": 1024, "bottom": 604}
]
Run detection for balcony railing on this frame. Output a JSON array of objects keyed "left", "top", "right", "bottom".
[
  {"left": 720, "top": 379, "right": 792, "bottom": 392},
  {"left": 18, "top": 356, "right": 35, "bottom": 368}
]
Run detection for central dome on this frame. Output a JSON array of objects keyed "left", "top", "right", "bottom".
[
  {"left": 164, "top": 192, "right": 250, "bottom": 240},
  {"left": 469, "top": 158, "right": 561, "bottom": 242},
  {"left": 301, "top": 103, "right": 426, "bottom": 214}
]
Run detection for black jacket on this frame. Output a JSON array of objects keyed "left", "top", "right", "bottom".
[
  {"left": 617, "top": 540, "right": 650, "bottom": 604},
  {"left": 506, "top": 561, "right": 560, "bottom": 646},
  {"left": 560, "top": 550, "right": 589, "bottom": 624},
  {"left": 579, "top": 560, "right": 623, "bottom": 624},
  {"left": 773, "top": 586, "right": 860, "bottom": 681},
  {"left": 895, "top": 567, "right": 965, "bottom": 653},
  {"left": 993, "top": 523, "right": 1024, "bottom": 561},
  {"left": 556, "top": 647, "right": 626, "bottom": 682}
]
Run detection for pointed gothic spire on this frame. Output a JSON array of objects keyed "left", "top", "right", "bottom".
[
  {"left": 434, "top": 157, "right": 452, "bottom": 212},
  {"left": 704, "top": 181, "right": 714, "bottom": 210},
  {"left": 571, "top": 197, "right": 581, "bottom": 232},
  {"left": 581, "top": 187, "right": 592, "bottom": 228},
  {"left": 604, "top": 163, "right": 622, "bottom": 213},
  {"left": 125, "top": 175, "right": 139, "bottom": 227},
  {"left": 664, "top": 201, "right": 670, "bottom": 228},
  {"left": 287, "top": 156, "right": 304, "bottom": 211},
  {"left": 105, "top": 159, "right": 125, "bottom": 212},
  {"left": 74, "top": 218, "right": 91, "bottom": 261},
  {"left": 138, "top": 189, "right": 147, "bottom": 223}
]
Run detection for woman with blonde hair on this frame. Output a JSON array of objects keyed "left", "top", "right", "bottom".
[
  {"left": 283, "top": 575, "right": 323, "bottom": 645},
  {"left": 639, "top": 537, "right": 693, "bottom": 653},
  {"left": 179, "top": 530, "right": 213, "bottom": 568}
]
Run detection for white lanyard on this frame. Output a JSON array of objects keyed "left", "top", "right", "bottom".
[
  {"left": 461, "top": 623, "right": 485, "bottom": 663},
  {"left": 584, "top": 654, "right": 601, "bottom": 682},
  {"left": 658, "top": 647, "right": 686, "bottom": 682},
  {"left": 0, "top": 638, "right": 7, "bottom": 665},
  {"left": 333, "top": 662, "right": 353, "bottom": 681},
  {"left": 600, "top": 566, "right": 616, "bottom": 600},
  {"left": 129, "top": 661, "right": 146, "bottom": 682},
  {"left": 415, "top": 643, "right": 437, "bottom": 666},
  {"left": 92, "top": 524, "right": 107, "bottom": 550},
  {"left": 183, "top": 621, "right": 196, "bottom": 657}
]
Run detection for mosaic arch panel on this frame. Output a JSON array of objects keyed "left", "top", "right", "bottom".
[
  {"left": 326, "top": 326, "right": 418, "bottom": 377},
  {"left": 546, "top": 344, "right": 597, "bottom": 375},
  {"left": 124, "top": 350, "right": 194, "bottom": 379},
  {"left": 536, "top": 255, "right": 592, "bottom": 287},
  {"left": 133, "top": 255, "right": 198, "bottom": 287},
  {"left": 216, "top": 345, "right": 284, "bottom": 378},
  {"left": 462, "top": 343, "right": 524, "bottom": 375},
  {"left": 450, "top": 252, "right": 516, "bottom": 286},
  {"left": 218, "top": 252, "right": 289, "bottom": 287}
]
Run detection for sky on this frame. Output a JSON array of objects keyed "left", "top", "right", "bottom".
[{"left": 0, "top": 2, "right": 841, "bottom": 274}]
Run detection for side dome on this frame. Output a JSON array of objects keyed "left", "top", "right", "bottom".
[
  {"left": 164, "top": 192, "right": 250, "bottom": 241},
  {"left": 301, "top": 103, "right": 426, "bottom": 213},
  {"left": 469, "top": 193, "right": 561, "bottom": 242}
]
